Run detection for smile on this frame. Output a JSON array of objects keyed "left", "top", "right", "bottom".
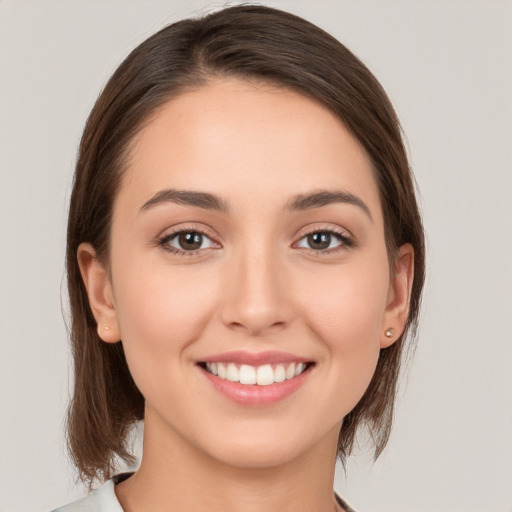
[
  {"left": 204, "top": 362, "right": 308, "bottom": 386},
  {"left": 198, "top": 351, "right": 314, "bottom": 405}
]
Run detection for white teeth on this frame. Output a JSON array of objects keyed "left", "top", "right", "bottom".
[
  {"left": 239, "top": 364, "right": 257, "bottom": 384},
  {"left": 295, "top": 362, "right": 305, "bottom": 376},
  {"left": 226, "top": 363, "right": 239, "bottom": 382},
  {"left": 274, "top": 364, "right": 286, "bottom": 383},
  {"left": 206, "top": 362, "right": 218, "bottom": 376},
  {"left": 204, "top": 361, "right": 308, "bottom": 385},
  {"left": 217, "top": 362, "right": 227, "bottom": 379},
  {"left": 256, "top": 364, "right": 274, "bottom": 386}
]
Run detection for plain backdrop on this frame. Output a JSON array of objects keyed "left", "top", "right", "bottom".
[{"left": 0, "top": 1, "right": 511, "bottom": 511}]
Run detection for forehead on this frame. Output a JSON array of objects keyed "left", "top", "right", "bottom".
[{"left": 119, "top": 77, "right": 381, "bottom": 219}]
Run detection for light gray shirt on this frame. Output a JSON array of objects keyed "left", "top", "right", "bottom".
[{"left": 51, "top": 479, "right": 123, "bottom": 512}]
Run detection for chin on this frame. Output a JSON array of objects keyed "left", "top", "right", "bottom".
[
  {"left": 198, "top": 421, "right": 338, "bottom": 470},
  {"left": 208, "top": 439, "right": 305, "bottom": 470}
]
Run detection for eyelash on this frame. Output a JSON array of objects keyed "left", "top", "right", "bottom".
[
  {"left": 157, "top": 226, "right": 355, "bottom": 257},
  {"left": 158, "top": 226, "right": 218, "bottom": 257},
  {"left": 295, "top": 228, "right": 355, "bottom": 256}
]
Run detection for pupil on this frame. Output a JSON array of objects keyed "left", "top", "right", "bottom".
[
  {"left": 179, "top": 232, "right": 202, "bottom": 250},
  {"left": 308, "top": 232, "right": 330, "bottom": 250}
]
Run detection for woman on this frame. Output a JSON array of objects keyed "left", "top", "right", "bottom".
[{"left": 54, "top": 5, "right": 425, "bottom": 511}]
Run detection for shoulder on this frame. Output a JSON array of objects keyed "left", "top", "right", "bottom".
[
  {"left": 335, "top": 493, "right": 357, "bottom": 512},
  {"left": 50, "top": 479, "right": 124, "bottom": 512}
]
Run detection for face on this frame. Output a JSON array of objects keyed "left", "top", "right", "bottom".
[{"left": 80, "top": 78, "right": 412, "bottom": 469}]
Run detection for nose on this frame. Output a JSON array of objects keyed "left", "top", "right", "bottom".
[{"left": 220, "top": 244, "right": 293, "bottom": 336}]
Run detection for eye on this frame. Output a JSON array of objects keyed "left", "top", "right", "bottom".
[
  {"left": 159, "top": 230, "right": 218, "bottom": 254},
  {"left": 295, "top": 230, "right": 353, "bottom": 252}
]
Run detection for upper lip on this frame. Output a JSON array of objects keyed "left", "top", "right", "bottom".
[{"left": 198, "top": 350, "right": 312, "bottom": 366}]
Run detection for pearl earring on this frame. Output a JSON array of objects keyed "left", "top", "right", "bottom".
[
  {"left": 384, "top": 328, "right": 395, "bottom": 338},
  {"left": 103, "top": 325, "right": 111, "bottom": 331}
]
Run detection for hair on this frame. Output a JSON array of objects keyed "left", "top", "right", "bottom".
[{"left": 66, "top": 4, "right": 425, "bottom": 485}]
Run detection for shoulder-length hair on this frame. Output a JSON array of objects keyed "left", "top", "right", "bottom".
[{"left": 66, "top": 4, "right": 425, "bottom": 485}]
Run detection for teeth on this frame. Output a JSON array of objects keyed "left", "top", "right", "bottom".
[
  {"left": 256, "top": 364, "right": 274, "bottom": 386},
  {"left": 204, "top": 361, "right": 308, "bottom": 385},
  {"left": 295, "top": 362, "right": 305, "bottom": 376},
  {"left": 206, "top": 362, "right": 219, "bottom": 376},
  {"left": 274, "top": 364, "right": 286, "bottom": 383},
  {"left": 226, "top": 363, "right": 239, "bottom": 382},
  {"left": 239, "top": 364, "right": 257, "bottom": 385},
  {"left": 217, "top": 363, "right": 227, "bottom": 379}
]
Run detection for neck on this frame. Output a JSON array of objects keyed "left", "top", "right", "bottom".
[{"left": 115, "top": 408, "right": 342, "bottom": 512}]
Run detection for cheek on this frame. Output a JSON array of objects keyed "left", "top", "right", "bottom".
[
  {"left": 295, "top": 259, "right": 389, "bottom": 403},
  {"left": 111, "top": 263, "right": 218, "bottom": 375},
  {"left": 298, "top": 259, "right": 389, "bottom": 342}
]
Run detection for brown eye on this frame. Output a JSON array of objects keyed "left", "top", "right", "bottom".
[
  {"left": 160, "top": 230, "right": 217, "bottom": 254},
  {"left": 177, "top": 232, "right": 203, "bottom": 250},
  {"left": 307, "top": 232, "right": 332, "bottom": 250},
  {"left": 296, "top": 230, "right": 351, "bottom": 252}
]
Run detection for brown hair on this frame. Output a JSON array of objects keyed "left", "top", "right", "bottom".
[{"left": 66, "top": 5, "right": 425, "bottom": 484}]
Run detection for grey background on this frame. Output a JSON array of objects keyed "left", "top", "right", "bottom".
[{"left": 1, "top": 1, "right": 511, "bottom": 511}]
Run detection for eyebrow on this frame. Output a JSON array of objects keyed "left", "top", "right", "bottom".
[
  {"left": 140, "top": 187, "right": 372, "bottom": 220},
  {"left": 286, "top": 189, "right": 372, "bottom": 220},
  {"left": 140, "top": 189, "right": 229, "bottom": 213}
]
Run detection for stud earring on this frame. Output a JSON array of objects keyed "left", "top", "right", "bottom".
[
  {"left": 103, "top": 325, "right": 111, "bottom": 331},
  {"left": 384, "top": 328, "right": 395, "bottom": 338}
]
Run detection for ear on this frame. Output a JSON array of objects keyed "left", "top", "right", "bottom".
[
  {"left": 380, "top": 243, "right": 415, "bottom": 348},
  {"left": 77, "top": 243, "right": 121, "bottom": 343}
]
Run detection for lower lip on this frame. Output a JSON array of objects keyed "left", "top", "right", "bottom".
[{"left": 200, "top": 365, "right": 312, "bottom": 406}]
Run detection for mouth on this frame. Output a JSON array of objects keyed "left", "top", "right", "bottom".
[
  {"left": 198, "top": 361, "right": 313, "bottom": 386},
  {"left": 196, "top": 350, "right": 315, "bottom": 405}
]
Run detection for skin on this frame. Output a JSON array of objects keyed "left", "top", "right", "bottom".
[{"left": 79, "top": 78, "right": 414, "bottom": 512}]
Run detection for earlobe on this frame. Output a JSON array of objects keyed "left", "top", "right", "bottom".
[
  {"left": 77, "top": 243, "right": 121, "bottom": 343},
  {"left": 380, "top": 243, "right": 414, "bottom": 348}
]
